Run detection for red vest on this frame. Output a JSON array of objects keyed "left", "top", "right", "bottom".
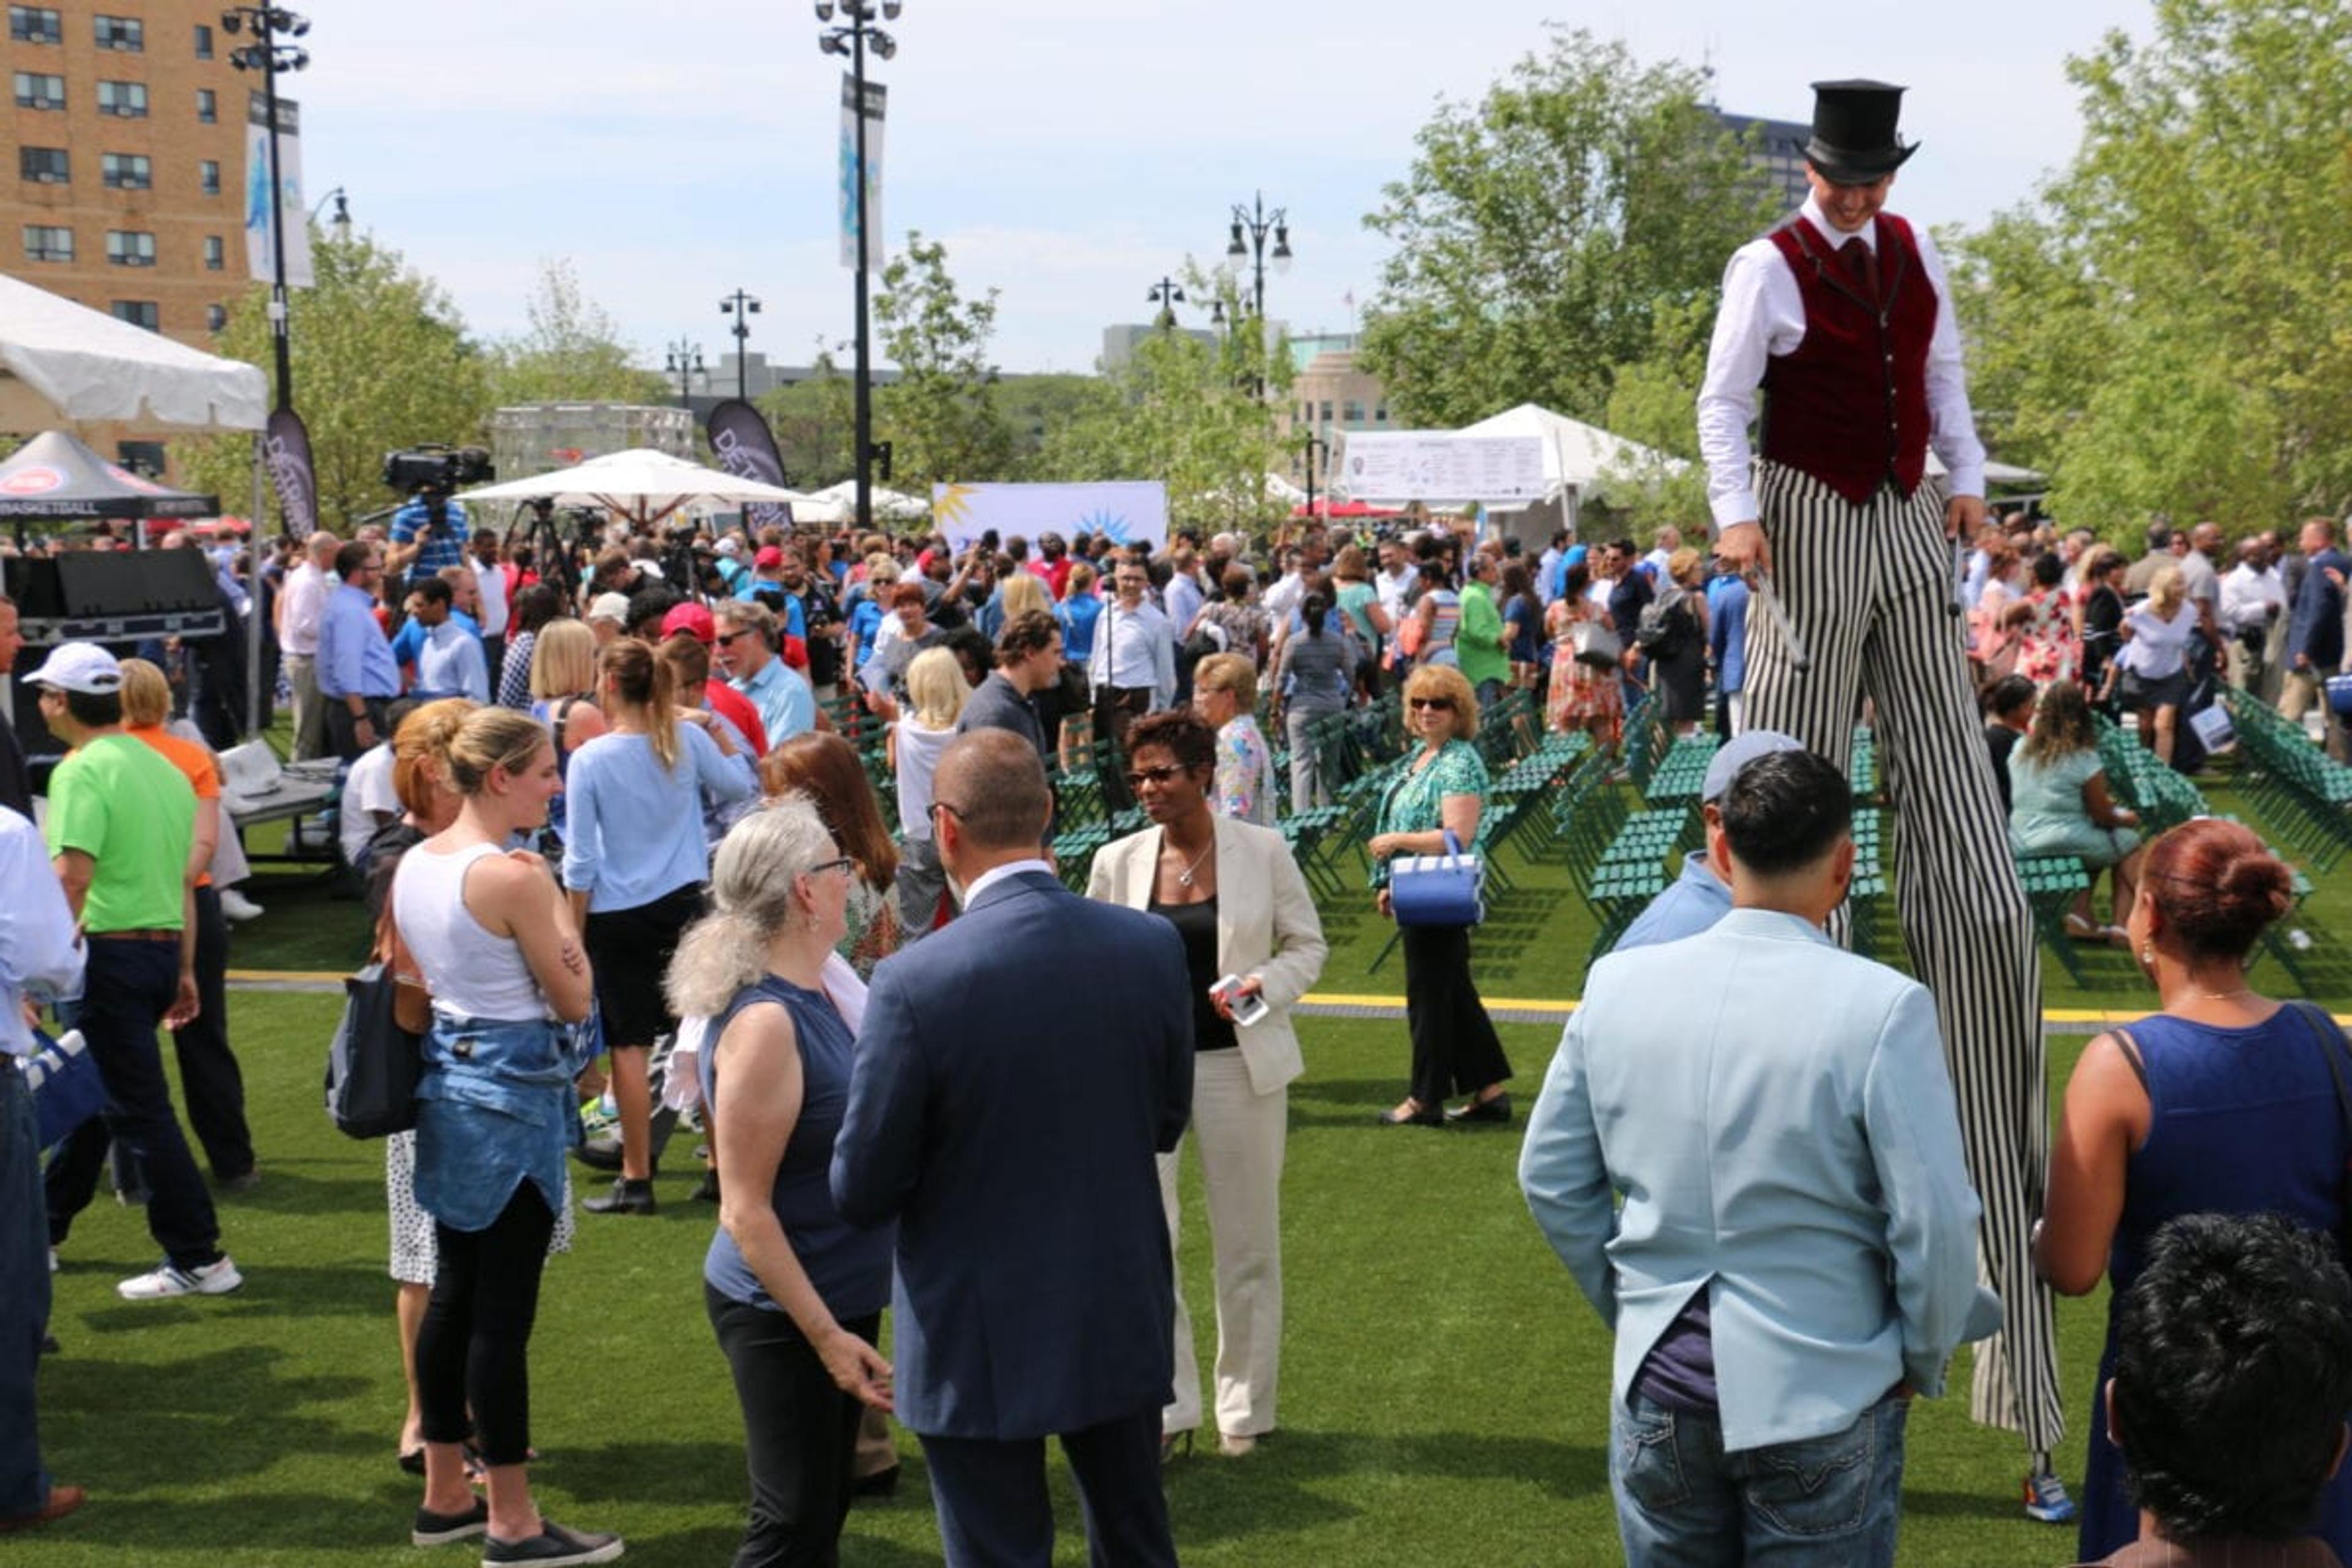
[{"left": 1759, "top": 214, "right": 1937, "bottom": 507}]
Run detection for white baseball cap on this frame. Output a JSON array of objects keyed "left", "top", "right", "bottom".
[
  {"left": 20, "top": 641, "right": 123, "bottom": 695},
  {"left": 587, "top": 592, "right": 632, "bottom": 625},
  {"left": 714, "top": 537, "right": 742, "bottom": 558}
]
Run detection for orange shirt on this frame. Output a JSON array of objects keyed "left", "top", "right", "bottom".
[{"left": 128, "top": 724, "right": 220, "bottom": 888}]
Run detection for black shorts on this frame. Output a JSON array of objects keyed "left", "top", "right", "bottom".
[{"left": 583, "top": 882, "right": 704, "bottom": 1049}]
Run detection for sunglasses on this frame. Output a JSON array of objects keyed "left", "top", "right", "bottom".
[
  {"left": 714, "top": 630, "right": 751, "bottom": 647},
  {"left": 1409, "top": 696, "right": 1455, "bottom": 712},
  {"left": 1123, "top": 764, "right": 1186, "bottom": 791}
]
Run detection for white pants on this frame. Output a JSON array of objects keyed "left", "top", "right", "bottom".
[{"left": 1158, "top": 1050, "right": 1286, "bottom": 1439}]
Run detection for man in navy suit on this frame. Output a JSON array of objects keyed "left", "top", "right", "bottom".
[
  {"left": 832, "top": 729, "right": 1193, "bottom": 1567},
  {"left": 2281, "top": 516, "right": 2348, "bottom": 726}
]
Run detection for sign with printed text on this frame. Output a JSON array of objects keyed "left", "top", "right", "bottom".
[
  {"left": 244, "top": 92, "right": 312, "bottom": 288},
  {"left": 1338, "top": 433, "right": 1547, "bottom": 504},
  {"left": 930, "top": 481, "right": 1168, "bottom": 555},
  {"left": 838, "top": 75, "right": 886, "bottom": 273}
]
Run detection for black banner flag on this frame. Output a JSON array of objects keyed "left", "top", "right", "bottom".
[{"left": 704, "top": 399, "right": 794, "bottom": 535}]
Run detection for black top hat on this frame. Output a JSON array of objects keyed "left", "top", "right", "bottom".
[{"left": 1804, "top": 79, "right": 1917, "bottom": 183}]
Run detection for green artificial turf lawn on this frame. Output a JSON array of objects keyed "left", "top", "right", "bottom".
[{"left": 23, "top": 992, "right": 2113, "bottom": 1567}]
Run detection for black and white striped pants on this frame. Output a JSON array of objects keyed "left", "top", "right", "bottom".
[{"left": 1743, "top": 462, "right": 2062, "bottom": 1453}]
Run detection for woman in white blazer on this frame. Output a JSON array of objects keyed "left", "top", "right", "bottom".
[{"left": 1088, "top": 709, "right": 1327, "bottom": 1460}]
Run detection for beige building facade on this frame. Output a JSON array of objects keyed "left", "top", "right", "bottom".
[{"left": 7, "top": 1, "right": 247, "bottom": 437}]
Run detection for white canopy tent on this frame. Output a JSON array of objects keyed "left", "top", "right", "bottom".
[
  {"left": 0, "top": 273, "right": 266, "bottom": 433},
  {"left": 1448, "top": 402, "right": 1689, "bottom": 503},
  {"left": 786, "top": 480, "right": 930, "bottom": 526},
  {"left": 454, "top": 447, "right": 813, "bottom": 529}
]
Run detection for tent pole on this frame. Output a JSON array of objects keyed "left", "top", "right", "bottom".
[{"left": 247, "top": 432, "right": 266, "bottom": 741}]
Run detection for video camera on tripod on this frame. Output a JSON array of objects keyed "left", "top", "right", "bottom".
[{"left": 383, "top": 444, "right": 494, "bottom": 497}]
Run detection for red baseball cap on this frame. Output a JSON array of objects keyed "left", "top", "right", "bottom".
[
  {"left": 781, "top": 634, "right": 809, "bottom": 669},
  {"left": 660, "top": 602, "right": 716, "bottom": 644},
  {"left": 754, "top": 546, "right": 785, "bottom": 569}
]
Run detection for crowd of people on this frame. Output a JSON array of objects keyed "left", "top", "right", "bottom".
[{"left": 9, "top": 77, "right": 2352, "bottom": 1568}]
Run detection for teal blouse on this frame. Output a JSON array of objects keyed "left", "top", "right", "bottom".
[{"left": 1371, "top": 739, "right": 1490, "bottom": 888}]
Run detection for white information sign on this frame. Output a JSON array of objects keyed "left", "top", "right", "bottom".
[{"left": 1338, "top": 432, "right": 1547, "bottom": 504}]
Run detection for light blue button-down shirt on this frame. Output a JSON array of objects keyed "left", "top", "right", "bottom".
[
  {"left": 1520, "top": 907, "right": 1998, "bottom": 1453},
  {"left": 731, "top": 653, "right": 815, "bottom": 747},
  {"left": 1611, "top": 852, "right": 1733, "bottom": 954},
  {"left": 318, "top": 581, "right": 399, "bottom": 699}
]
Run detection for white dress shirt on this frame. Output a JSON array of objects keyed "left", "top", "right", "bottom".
[
  {"left": 0, "top": 807, "right": 85, "bottom": 1058},
  {"left": 1697, "top": 195, "right": 1986, "bottom": 530},
  {"left": 1373, "top": 564, "right": 1419, "bottom": 624},
  {"left": 280, "top": 560, "right": 328, "bottom": 658},
  {"left": 2220, "top": 562, "right": 2285, "bottom": 635},
  {"left": 1091, "top": 601, "right": 1177, "bottom": 707}
]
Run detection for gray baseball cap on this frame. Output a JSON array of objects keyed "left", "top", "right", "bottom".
[{"left": 1702, "top": 729, "right": 1806, "bottom": 805}]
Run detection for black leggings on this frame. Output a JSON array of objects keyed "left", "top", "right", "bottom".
[
  {"left": 417, "top": 1184, "right": 555, "bottom": 1467},
  {"left": 1402, "top": 922, "right": 1512, "bottom": 1107},
  {"left": 709, "top": 1286, "right": 878, "bottom": 1568}
]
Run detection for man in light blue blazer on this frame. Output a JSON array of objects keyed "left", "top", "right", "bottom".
[
  {"left": 1520, "top": 747, "right": 1997, "bottom": 1567},
  {"left": 832, "top": 729, "right": 1193, "bottom": 1568}
]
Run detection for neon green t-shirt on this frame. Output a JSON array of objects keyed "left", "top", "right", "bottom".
[{"left": 43, "top": 732, "right": 196, "bottom": 933}]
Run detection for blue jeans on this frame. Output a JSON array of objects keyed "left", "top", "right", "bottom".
[
  {"left": 1, "top": 1059, "right": 54, "bottom": 1517},
  {"left": 1611, "top": 1389, "right": 1909, "bottom": 1568}
]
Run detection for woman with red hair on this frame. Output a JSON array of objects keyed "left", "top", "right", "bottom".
[{"left": 2035, "top": 818, "right": 2351, "bottom": 1562}]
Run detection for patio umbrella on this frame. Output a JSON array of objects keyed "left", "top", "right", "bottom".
[{"left": 453, "top": 447, "right": 813, "bottom": 530}]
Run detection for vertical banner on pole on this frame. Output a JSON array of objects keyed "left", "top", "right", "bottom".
[
  {"left": 243, "top": 93, "right": 314, "bottom": 287},
  {"left": 704, "top": 399, "right": 796, "bottom": 534},
  {"left": 265, "top": 408, "right": 320, "bottom": 540},
  {"left": 837, "top": 74, "right": 886, "bottom": 273}
]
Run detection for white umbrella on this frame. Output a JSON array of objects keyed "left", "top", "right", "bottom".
[
  {"left": 0, "top": 272, "right": 266, "bottom": 432},
  {"left": 804, "top": 479, "right": 930, "bottom": 522},
  {"left": 453, "top": 447, "right": 813, "bottom": 529}
]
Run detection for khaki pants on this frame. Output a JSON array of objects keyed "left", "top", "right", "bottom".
[
  {"left": 287, "top": 654, "right": 326, "bottom": 761},
  {"left": 2280, "top": 666, "right": 2325, "bottom": 723},
  {"left": 1157, "top": 1051, "right": 1287, "bottom": 1439}
]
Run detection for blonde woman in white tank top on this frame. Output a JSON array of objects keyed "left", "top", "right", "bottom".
[{"left": 388, "top": 707, "right": 619, "bottom": 1565}]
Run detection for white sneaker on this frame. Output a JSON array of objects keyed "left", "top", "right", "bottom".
[
  {"left": 118, "top": 1256, "right": 244, "bottom": 1300},
  {"left": 217, "top": 888, "right": 265, "bottom": 922}
]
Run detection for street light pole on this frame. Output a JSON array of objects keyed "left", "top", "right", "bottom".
[
  {"left": 718, "top": 288, "right": 761, "bottom": 402},
  {"left": 1302, "top": 430, "right": 1329, "bottom": 524},
  {"left": 1147, "top": 276, "right": 1186, "bottom": 331},
  {"left": 818, "top": 1, "right": 902, "bottom": 543},
  {"left": 666, "top": 339, "right": 707, "bottom": 410},
  {"left": 224, "top": 6, "right": 311, "bottom": 412},
  {"left": 1224, "top": 190, "right": 1292, "bottom": 322}
]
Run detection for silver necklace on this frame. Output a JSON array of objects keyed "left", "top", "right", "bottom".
[{"left": 1171, "top": 837, "right": 1214, "bottom": 888}]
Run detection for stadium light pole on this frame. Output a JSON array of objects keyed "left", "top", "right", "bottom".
[
  {"left": 223, "top": 5, "right": 310, "bottom": 412},
  {"left": 718, "top": 288, "right": 761, "bottom": 402},
  {"left": 818, "top": 0, "right": 901, "bottom": 540}
]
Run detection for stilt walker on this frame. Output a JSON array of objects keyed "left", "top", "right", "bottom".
[{"left": 1695, "top": 80, "right": 2071, "bottom": 1522}]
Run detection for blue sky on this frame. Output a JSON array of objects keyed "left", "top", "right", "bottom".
[{"left": 298, "top": 0, "right": 2150, "bottom": 378}]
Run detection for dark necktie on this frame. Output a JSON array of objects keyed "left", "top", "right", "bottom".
[{"left": 1839, "top": 235, "right": 1880, "bottom": 306}]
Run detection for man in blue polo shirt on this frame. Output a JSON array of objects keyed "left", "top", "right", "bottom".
[
  {"left": 317, "top": 541, "right": 401, "bottom": 760},
  {"left": 386, "top": 492, "right": 469, "bottom": 579}
]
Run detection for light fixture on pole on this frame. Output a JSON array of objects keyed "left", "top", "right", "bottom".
[
  {"left": 718, "top": 288, "right": 762, "bottom": 402},
  {"left": 666, "top": 339, "right": 708, "bottom": 410},
  {"left": 1147, "top": 276, "right": 1186, "bottom": 332},
  {"left": 1224, "top": 190, "right": 1291, "bottom": 321},
  {"left": 817, "top": 1, "right": 902, "bottom": 542},
  {"left": 307, "top": 185, "right": 350, "bottom": 245},
  {"left": 224, "top": 4, "right": 310, "bottom": 412},
  {"left": 1302, "top": 430, "right": 1330, "bottom": 522}
]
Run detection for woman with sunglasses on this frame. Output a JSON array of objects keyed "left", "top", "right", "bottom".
[
  {"left": 667, "top": 799, "right": 895, "bottom": 1565},
  {"left": 1088, "top": 710, "right": 1327, "bottom": 1461},
  {"left": 1365, "top": 663, "right": 1512, "bottom": 1126}
]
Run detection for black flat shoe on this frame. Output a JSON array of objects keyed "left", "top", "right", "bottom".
[
  {"left": 853, "top": 1464, "right": 900, "bottom": 1499},
  {"left": 689, "top": 1170, "right": 720, "bottom": 1204},
  {"left": 582, "top": 1178, "right": 657, "bottom": 1215},
  {"left": 1446, "top": 1093, "right": 1512, "bottom": 1125},
  {"left": 398, "top": 1447, "right": 425, "bottom": 1477},
  {"left": 1378, "top": 1103, "right": 1445, "bottom": 1127}
]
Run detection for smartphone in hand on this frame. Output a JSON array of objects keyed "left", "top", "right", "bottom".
[{"left": 1212, "top": 973, "right": 1270, "bottom": 1027}]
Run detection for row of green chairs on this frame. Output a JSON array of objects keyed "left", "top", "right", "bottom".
[{"left": 2219, "top": 687, "right": 2352, "bottom": 873}]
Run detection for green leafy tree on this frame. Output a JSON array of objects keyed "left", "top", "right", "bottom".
[
  {"left": 177, "top": 225, "right": 489, "bottom": 532},
  {"left": 870, "top": 232, "right": 1015, "bottom": 490},
  {"left": 997, "top": 372, "right": 1118, "bottom": 475},
  {"left": 1037, "top": 269, "right": 1289, "bottom": 540},
  {"left": 1359, "top": 27, "right": 1777, "bottom": 429},
  {"left": 1950, "top": 0, "right": 2352, "bottom": 527},
  {"left": 756, "top": 349, "right": 855, "bottom": 491},
  {"left": 483, "top": 258, "right": 668, "bottom": 408},
  {"left": 1596, "top": 295, "right": 1714, "bottom": 530}
]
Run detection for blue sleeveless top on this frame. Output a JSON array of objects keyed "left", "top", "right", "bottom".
[
  {"left": 2078, "top": 1003, "right": 2352, "bottom": 1561},
  {"left": 699, "top": 973, "right": 894, "bottom": 1319}
]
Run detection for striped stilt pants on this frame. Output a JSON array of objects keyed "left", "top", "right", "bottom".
[{"left": 1742, "top": 462, "right": 2064, "bottom": 1453}]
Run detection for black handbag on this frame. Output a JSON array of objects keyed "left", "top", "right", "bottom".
[{"left": 323, "top": 914, "right": 424, "bottom": 1140}]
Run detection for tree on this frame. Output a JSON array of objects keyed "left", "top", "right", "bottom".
[
  {"left": 1035, "top": 269, "right": 1289, "bottom": 540},
  {"left": 482, "top": 258, "right": 668, "bottom": 409},
  {"left": 757, "top": 353, "right": 856, "bottom": 492},
  {"left": 1597, "top": 295, "right": 1715, "bottom": 530},
  {"left": 1359, "top": 28, "right": 1777, "bottom": 430},
  {"left": 176, "top": 225, "right": 489, "bottom": 533},
  {"left": 1949, "top": 0, "right": 2352, "bottom": 527},
  {"left": 870, "top": 232, "right": 1015, "bottom": 490}
]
